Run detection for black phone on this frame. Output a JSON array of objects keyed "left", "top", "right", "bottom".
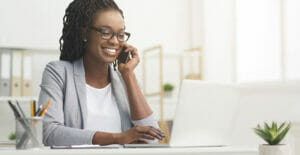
[{"left": 117, "top": 47, "right": 130, "bottom": 64}]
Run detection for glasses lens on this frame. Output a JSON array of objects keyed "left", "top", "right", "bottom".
[
  {"left": 119, "top": 33, "right": 130, "bottom": 42},
  {"left": 100, "top": 29, "right": 113, "bottom": 40},
  {"left": 117, "top": 33, "right": 126, "bottom": 42}
]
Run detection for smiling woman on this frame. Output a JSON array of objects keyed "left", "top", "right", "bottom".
[{"left": 38, "top": 0, "right": 164, "bottom": 146}]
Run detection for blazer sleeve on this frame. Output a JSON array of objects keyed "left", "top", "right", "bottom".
[
  {"left": 131, "top": 113, "right": 159, "bottom": 129},
  {"left": 38, "top": 62, "right": 96, "bottom": 146}
]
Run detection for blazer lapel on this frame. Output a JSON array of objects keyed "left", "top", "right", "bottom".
[
  {"left": 109, "top": 65, "right": 132, "bottom": 131},
  {"left": 73, "top": 58, "right": 87, "bottom": 129}
]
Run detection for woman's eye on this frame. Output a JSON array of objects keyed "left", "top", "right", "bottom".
[
  {"left": 102, "top": 32, "right": 111, "bottom": 36},
  {"left": 118, "top": 34, "right": 125, "bottom": 38}
]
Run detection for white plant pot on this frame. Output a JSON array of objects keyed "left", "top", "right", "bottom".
[{"left": 259, "top": 144, "right": 291, "bottom": 155}]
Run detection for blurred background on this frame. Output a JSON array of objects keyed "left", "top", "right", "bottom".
[{"left": 0, "top": 0, "right": 299, "bottom": 150}]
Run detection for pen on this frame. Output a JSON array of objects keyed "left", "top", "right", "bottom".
[
  {"left": 35, "top": 105, "right": 43, "bottom": 116},
  {"left": 8, "top": 100, "right": 21, "bottom": 118},
  {"left": 39, "top": 99, "right": 51, "bottom": 117},
  {"left": 15, "top": 101, "right": 26, "bottom": 118},
  {"left": 33, "top": 100, "right": 36, "bottom": 116}
]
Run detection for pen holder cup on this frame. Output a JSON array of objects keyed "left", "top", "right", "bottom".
[{"left": 16, "top": 117, "right": 43, "bottom": 149}]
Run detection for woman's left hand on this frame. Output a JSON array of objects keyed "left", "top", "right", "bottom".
[{"left": 117, "top": 43, "right": 139, "bottom": 75}]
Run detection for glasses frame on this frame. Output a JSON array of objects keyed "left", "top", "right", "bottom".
[{"left": 89, "top": 26, "right": 131, "bottom": 42}]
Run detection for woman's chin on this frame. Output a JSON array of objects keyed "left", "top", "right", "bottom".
[{"left": 102, "top": 57, "right": 117, "bottom": 64}]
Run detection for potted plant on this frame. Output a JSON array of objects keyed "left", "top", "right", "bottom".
[
  {"left": 163, "top": 83, "right": 174, "bottom": 98},
  {"left": 254, "top": 121, "right": 291, "bottom": 155},
  {"left": 8, "top": 132, "right": 16, "bottom": 141}
]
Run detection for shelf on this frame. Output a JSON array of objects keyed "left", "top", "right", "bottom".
[{"left": 0, "top": 97, "right": 38, "bottom": 102}]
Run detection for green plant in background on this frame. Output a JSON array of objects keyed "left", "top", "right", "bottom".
[
  {"left": 163, "top": 83, "right": 174, "bottom": 92},
  {"left": 8, "top": 132, "right": 16, "bottom": 140},
  {"left": 254, "top": 122, "right": 291, "bottom": 145}
]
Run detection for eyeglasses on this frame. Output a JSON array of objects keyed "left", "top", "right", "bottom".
[{"left": 90, "top": 26, "right": 131, "bottom": 42}]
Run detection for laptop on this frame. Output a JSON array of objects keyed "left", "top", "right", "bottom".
[{"left": 125, "top": 80, "right": 239, "bottom": 148}]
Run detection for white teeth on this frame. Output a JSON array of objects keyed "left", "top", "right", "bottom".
[{"left": 105, "top": 48, "right": 116, "bottom": 53}]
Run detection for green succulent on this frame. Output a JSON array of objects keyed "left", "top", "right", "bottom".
[
  {"left": 254, "top": 121, "right": 291, "bottom": 145},
  {"left": 8, "top": 132, "right": 16, "bottom": 140},
  {"left": 163, "top": 83, "right": 174, "bottom": 92}
]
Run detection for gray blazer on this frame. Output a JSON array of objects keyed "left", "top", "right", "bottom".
[{"left": 38, "top": 58, "right": 158, "bottom": 146}]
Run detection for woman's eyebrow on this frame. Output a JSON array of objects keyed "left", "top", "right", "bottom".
[{"left": 96, "top": 25, "right": 125, "bottom": 31}]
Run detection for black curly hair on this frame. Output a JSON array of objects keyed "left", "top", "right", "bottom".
[{"left": 59, "top": 0, "right": 124, "bottom": 61}]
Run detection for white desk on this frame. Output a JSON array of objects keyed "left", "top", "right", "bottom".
[{"left": 0, "top": 146, "right": 257, "bottom": 155}]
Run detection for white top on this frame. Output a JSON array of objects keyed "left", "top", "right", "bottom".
[{"left": 85, "top": 83, "right": 122, "bottom": 133}]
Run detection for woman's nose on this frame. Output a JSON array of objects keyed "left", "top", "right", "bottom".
[{"left": 107, "top": 35, "right": 119, "bottom": 46}]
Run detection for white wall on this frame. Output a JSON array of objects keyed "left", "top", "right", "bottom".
[
  {"left": 116, "top": 0, "right": 193, "bottom": 96},
  {"left": 236, "top": 0, "right": 282, "bottom": 82},
  {"left": 236, "top": 0, "right": 300, "bottom": 82},
  {"left": 191, "top": 0, "right": 204, "bottom": 48},
  {"left": 117, "top": 0, "right": 193, "bottom": 52},
  {"left": 201, "top": 0, "right": 300, "bottom": 83},
  {"left": 285, "top": 0, "right": 300, "bottom": 80},
  {"left": 0, "top": 0, "right": 71, "bottom": 50},
  {"left": 202, "top": 0, "right": 236, "bottom": 82}
]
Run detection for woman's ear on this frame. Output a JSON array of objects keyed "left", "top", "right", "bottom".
[{"left": 81, "top": 27, "right": 88, "bottom": 42}]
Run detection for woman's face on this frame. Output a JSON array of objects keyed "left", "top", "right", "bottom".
[{"left": 84, "top": 9, "right": 125, "bottom": 64}]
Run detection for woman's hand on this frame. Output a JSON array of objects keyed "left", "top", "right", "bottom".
[
  {"left": 116, "top": 125, "right": 165, "bottom": 144},
  {"left": 117, "top": 43, "right": 139, "bottom": 75}
]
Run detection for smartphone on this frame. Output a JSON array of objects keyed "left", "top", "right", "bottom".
[{"left": 117, "top": 47, "right": 130, "bottom": 64}]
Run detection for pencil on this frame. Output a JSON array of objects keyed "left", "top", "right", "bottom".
[
  {"left": 30, "top": 101, "right": 34, "bottom": 117},
  {"left": 39, "top": 99, "right": 51, "bottom": 117}
]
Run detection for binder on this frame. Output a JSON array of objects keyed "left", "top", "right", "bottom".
[
  {"left": 21, "top": 51, "right": 33, "bottom": 96},
  {"left": 11, "top": 50, "right": 22, "bottom": 96},
  {"left": 0, "top": 49, "right": 11, "bottom": 96}
]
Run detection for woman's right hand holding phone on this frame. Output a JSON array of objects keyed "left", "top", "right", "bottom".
[{"left": 117, "top": 43, "right": 139, "bottom": 76}]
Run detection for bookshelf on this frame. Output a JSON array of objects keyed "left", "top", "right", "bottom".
[
  {"left": 0, "top": 48, "right": 59, "bottom": 99},
  {"left": 0, "top": 97, "right": 38, "bottom": 102}
]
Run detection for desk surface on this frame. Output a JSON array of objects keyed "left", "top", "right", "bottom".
[{"left": 0, "top": 146, "right": 257, "bottom": 155}]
